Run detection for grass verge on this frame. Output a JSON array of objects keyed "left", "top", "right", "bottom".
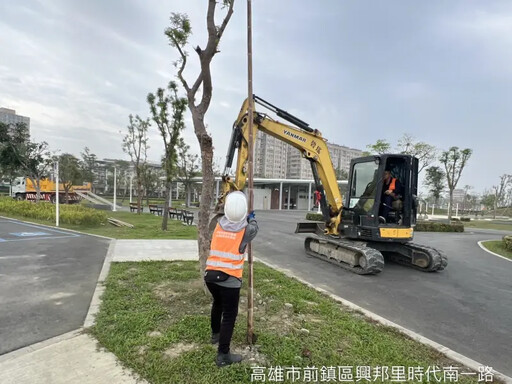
[
  {"left": 464, "top": 221, "right": 512, "bottom": 232},
  {"left": 481, "top": 240, "right": 512, "bottom": 259},
  {"left": 0, "top": 210, "right": 197, "bottom": 240},
  {"left": 90, "top": 261, "right": 484, "bottom": 384}
]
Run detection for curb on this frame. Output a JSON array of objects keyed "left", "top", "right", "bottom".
[
  {"left": 477, "top": 240, "right": 512, "bottom": 263},
  {"left": 84, "top": 239, "right": 117, "bottom": 328},
  {"left": 255, "top": 257, "right": 512, "bottom": 384},
  {"left": 0, "top": 215, "right": 115, "bottom": 240}
]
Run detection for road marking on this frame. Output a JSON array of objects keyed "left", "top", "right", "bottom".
[
  {"left": 4, "top": 220, "right": 80, "bottom": 237},
  {"left": 477, "top": 240, "right": 512, "bottom": 263},
  {"left": 0, "top": 254, "right": 47, "bottom": 260},
  {"left": 0, "top": 235, "right": 79, "bottom": 243},
  {"left": 10, "top": 232, "right": 50, "bottom": 237}
]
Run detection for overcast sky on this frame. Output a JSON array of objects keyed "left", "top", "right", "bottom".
[{"left": 1, "top": 0, "right": 511, "bottom": 194}]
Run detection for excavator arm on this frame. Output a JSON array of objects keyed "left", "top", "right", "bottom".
[{"left": 217, "top": 95, "right": 343, "bottom": 235}]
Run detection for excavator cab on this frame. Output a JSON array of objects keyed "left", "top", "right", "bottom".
[{"left": 341, "top": 154, "right": 418, "bottom": 242}]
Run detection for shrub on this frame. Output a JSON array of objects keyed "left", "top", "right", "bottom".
[
  {"left": 306, "top": 213, "right": 324, "bottom": 221},
  {"left": 415, "top": 221, "right": 464, "bottom": 232},
  {"left": 503, "top": 235, "right": 512, "bottom": 252},
  {"left": 0, "top": 198, "right": 107, "bottom": 226},
  {"left": 460, "top": 217, "right": 471, "bottom": 222}
]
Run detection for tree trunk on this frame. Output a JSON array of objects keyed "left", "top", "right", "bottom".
[
  {"left": 448, "top": 190, "right": 454, "bottom": 219},
  {"left": 162, "top": 180, "right": 171, "bottom": 231},
  {"left": 146, "top": 189, "right": 150, "bottom": 207},
  {"left": 493, "top": 192, "right": 498, "bottom": 219},
  {"left": 193, "top": 118, "right": 215, "bottom": 280},
  {"left": 137, "top": 179, "right": 143, "bottom": 214}
]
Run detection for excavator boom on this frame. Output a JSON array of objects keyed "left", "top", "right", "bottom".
[{"left": 217, "top": 96, "right": 447, "bottom": 275}]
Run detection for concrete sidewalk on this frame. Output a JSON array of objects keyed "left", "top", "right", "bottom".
[{"left": 0, "top": 239, "right": 197, "bottom": 384}]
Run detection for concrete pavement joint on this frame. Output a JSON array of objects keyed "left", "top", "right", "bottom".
[
  {"left": 477, "top": 240, "right": 512, "bottom": 263},
  {"left": 254, "top": 256, "right": 512, "bottom": 384},
  {"left": 0, "top": 330, "right": 81, "bottom": 363},
  {"left": 84, "top": 239, "right": 117, "bottom": 328}
]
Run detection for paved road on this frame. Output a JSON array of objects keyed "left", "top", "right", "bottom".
[
  {"left": 0, "top": 218, "right": 110, "bottom": 355},
  {"left": 253, "top": 210, "right": 512, "bottom": 376}
]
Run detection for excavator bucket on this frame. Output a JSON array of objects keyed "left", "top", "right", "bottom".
[{"left": 295, "top": 222, "right": 325, "bottom": 236}]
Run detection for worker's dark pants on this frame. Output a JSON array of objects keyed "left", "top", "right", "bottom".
[
  {"left": 206, "top": 282, "right": 240, "bottom": 354},
  {"left": 381, "top": 195, "right": 394, "bottom": 221}
]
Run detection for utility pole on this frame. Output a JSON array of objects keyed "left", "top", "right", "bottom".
[
  {"left": 55, "top": 160, "right": 59, "bottom": 227},
  {"left": 113, "top": 166, "right": 117, "bottom": 212},
  {"left": 246, "top": 0, "right": 255, "bottom": 345},
  {"left": 129, "top": 172, "right": 133, "bottom": 203}
]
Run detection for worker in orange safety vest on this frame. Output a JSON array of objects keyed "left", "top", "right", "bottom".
[
  {"left": 204, "top": 191, "right": 258, "bottom": 367},
  {"left": 379, "top": 169, "right": 403, "bottom": 223}
]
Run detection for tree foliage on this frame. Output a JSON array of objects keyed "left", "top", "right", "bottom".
[
  {"left": 439, "top": 147, "right": 472, "bottom": 219},
  {"left": 147, "top": 81, "right": 187, "bottom": 230},
  {"left": 366, "top": 134, "right": 437, "bottom": 173},
  {"left": 177, "top": 140, "right": 201, "bottom": 206},
  {"left": 122, "top": 115, "right": 149, "bottom": 214},
  {"left": 58, "top": 153, "right": 83, "bottom": 203},
  {"left": 424, "top": 166, "right": 445, "bottom": 206}
]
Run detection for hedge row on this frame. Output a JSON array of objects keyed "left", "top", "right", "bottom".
[
  {"left": 503, "top": 235, "right": 512, "bottom": 252},
  {"left": 415, "top": 221, "right": 464, "bottom": 232},
  {"left": 0, "top": 199, "right": 107, "bottom": 226},
  {"left": 306, "top": 213, "right": 324, "bottom": 221}
]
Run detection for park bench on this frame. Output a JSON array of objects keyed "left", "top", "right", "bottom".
[
  {"left": 149, "top": 204, "right": 163, "bottom": 216},
  {"left": 129, "top": 203, "right": 143, "bottom": 212},
  {"left": 182, "top": 210, "right": 195, "bottom": 225},
  {"left": 168, "top": 207, "right": 177, "bottom": 219},
  {"left": 175, "top": 209, "right": 184, "bottom": 221}
]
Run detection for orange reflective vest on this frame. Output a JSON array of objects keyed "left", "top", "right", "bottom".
[
  {"left": 387, "top": 178, "right": 396, "bottom": 192},
  {"left": 206, "top": 223, "right": 246, "bottom": 279}
]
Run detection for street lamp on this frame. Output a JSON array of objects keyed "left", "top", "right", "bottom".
[{"left": 54, "top": 160, "right": 59, "bottom": 227}]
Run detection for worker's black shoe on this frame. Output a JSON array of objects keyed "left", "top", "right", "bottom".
[
  {"left": 211, "top": 333, "right": 220, "bottom": 344},
  {"left": 216, "top": 352, "right": 243, "bottom": 367}
]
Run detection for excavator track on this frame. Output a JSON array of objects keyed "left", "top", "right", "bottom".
[
  {"left": 305, "top": 236, "right": 385, "bottom": 275},
  {"left": 383, "top": 242, "right": 448, "bottom": 272}
]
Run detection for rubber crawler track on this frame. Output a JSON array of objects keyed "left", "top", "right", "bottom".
[
  {"left": 305, "top": 237, "right": 385, "bottom": 275},
  {"left": 385, "top": 242, "right": 448, "bottom": 272}
]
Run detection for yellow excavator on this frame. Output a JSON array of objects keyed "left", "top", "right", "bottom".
[{"left": 215, "top": 95, "right": 447, "bottom": 275}]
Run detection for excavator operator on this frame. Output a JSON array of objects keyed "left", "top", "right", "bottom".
[{"left": 379, "top": 169, "right": 403, "bottom": 223}]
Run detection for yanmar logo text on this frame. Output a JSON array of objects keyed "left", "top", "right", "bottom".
[{"left": 284, "top": 129, "right": 307, "bottom": 143}]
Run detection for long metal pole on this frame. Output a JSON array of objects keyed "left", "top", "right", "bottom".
[
  {"left": 55, "top": 161, "right": 59, "bottom": 227},
  {"left": 129, "top": 173, "right": 133, "bottom": 203},
  {"left": 113, "top": 167, "right": 117, "bottom": 212},
  {"left": 246, "top": 0, "right": 255, "bottom": 345}
]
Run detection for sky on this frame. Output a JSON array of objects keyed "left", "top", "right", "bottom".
[{"left": 1, "top": 0, "right": 511, "bottom": 194}]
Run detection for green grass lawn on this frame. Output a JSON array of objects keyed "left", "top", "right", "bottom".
[
  {"left": 1, "top": 210, "right": 197, "bottom": 240},
  {"left": 90, "top": 261, "right": 484, "bottom": 384},
  {"left": 481, "top": 240, "right": 512, "bottom": 259},
  {"left": 464, "top": 221, "right": 512, "bottom": 232}
]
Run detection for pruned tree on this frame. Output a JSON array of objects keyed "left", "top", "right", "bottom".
[
  {"left": 335, "top": 168, "right": 348, "bottom": 180},
  {"left": 396, "top": 134, "right": 437, "bottom": 173},
  {"left": 58, "top": 153, "right": 83, "bottom": 203},
  {"left": 122, "top": 115, "right": 149, "bottom": 214},
  {"left": 439, "top": 147, "right": 472, "bottom": 219},
  {"left": 366, "top": 139, "right": 391, "bottom": 155},
  {"left": 80, "top": 147, "right": 98, "bottom": 191},
  {"left": 492, "top": 174, "right": 512, "bottom": 219},
  {"left": 177, "top": 140, "right": 201, "bottom": 207},
  {"left": 147, "top": 81, "right": 188, "bottom": 230},
  {"left": 165, "top": 0, "right": 235, "bottom": 277},
  {"left": 424, "top": 166, "right": 445, "bottom": 207},
  {"left": 461, "top": 184, "right": 473, "bottom": 211}
]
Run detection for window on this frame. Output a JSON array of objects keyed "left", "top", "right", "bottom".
[{"left": 349, "top": 161, "right": 379, "bottom": 213}]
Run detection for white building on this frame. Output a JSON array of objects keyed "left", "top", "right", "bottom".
[{"left": 0, "top": 108, "right": 30, "bottom": 135}]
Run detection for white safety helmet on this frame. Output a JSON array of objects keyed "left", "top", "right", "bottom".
[{"left": 224, "top": 191, "right": 248, "bottom": 223}]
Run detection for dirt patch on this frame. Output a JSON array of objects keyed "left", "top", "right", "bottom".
[
  {"left": 163, "top": 342, "right": 198, "bottom": 359},
  {"left": 231, "top": 345, "right": 268, "bottom": 366}
]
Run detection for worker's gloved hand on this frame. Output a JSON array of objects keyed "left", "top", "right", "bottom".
[{"left": 247, "top": 211, "right": 255, "bottom": 221}]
